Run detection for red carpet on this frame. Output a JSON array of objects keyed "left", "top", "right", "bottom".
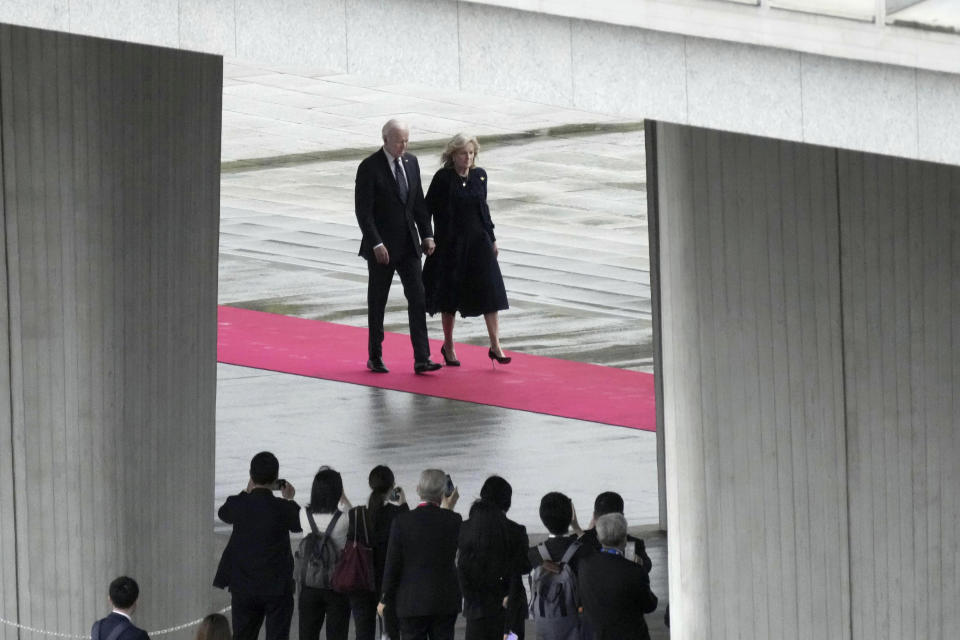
[{"left": 217, "top": 306, "right": 656, "bottom": 431}]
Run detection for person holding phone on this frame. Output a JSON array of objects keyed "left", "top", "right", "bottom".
[
  {"left": 378, "top": 469, "right": 461, "bottom": 640},
  {"left": 214, "top": 452, "right": 301, "bottom": 640},
  {"left": 348, "top": 465, "right": 410, "bottom": 640}
]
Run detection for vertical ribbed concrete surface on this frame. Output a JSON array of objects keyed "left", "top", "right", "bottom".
[
  {"left": 654, "top": 122, "right": 960, "bottom": 639},
  {"left": 0, "top": 24, "right": 222, "bottom": 640}
]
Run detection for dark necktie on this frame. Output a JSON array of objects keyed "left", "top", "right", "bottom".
[{"left": 394, "top": 157, "right": 408, "bottom": 203}]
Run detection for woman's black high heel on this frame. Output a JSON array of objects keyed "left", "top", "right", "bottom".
[
  {"left": 488, "top": 348, "right": 511, "bottom": 366},
  {"left": 441, "top": 345, "right": 460, "bottom": 366}
]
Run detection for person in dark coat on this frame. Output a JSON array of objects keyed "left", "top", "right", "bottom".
[
  {"left": 214, "top": 451, "right": 301, "bottom": 640},
  {"left": 378, "top": 469, "right": 462, "bottom": 640},
  {"left": 579, "top": 514, "right": 658, "bottom": 640},
  {"left": 422, "top": 133, "right": 511, "bottom": 367},
  {"left": 457, "top": 476, "right": 531, "bottom": 640},
  {"left": 91, "top": 576, "right": 149, "bottom": 640},
  {"left": 348, "top": 465, "right": 410, "bottom": 640},
  {"left": 355, "top": 118, "right": 440, "bottom": 375}
]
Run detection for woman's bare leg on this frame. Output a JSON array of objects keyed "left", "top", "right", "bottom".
[
  {"left": 442, "top": 312, "right": 457, "bottom": 358},
  {"left": 485, "top": 312, "right": 503, "bottom": 356}
]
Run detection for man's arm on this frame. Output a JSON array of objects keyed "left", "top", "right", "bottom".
[
  {"left": 632, "top": 565, "right": 659, "bottom": 614},
  {"left": 217, "top": 494, "right": 239, "bottom": 524},
  {"left": 354, "top": 161, "right": 382, "bottom": 249},
  {"left": 410, "top": 159, "right": 433, "bottom": 243}
]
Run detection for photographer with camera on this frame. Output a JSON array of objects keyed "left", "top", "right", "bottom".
[
  {"left": 214, "top": 451, "right": 300, "bottom": 640},
  {"left": 348, "top": 465, "right": 408, "bottom": 640},
  {"left": 377, "top": 469, "right": 461, "bottom": 640}
]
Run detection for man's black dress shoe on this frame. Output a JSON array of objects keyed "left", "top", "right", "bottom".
[
  {"left": 367, "top": 358, "right": 389, "bottom": 373},
  {"left": 414, "top": 359, "right": 442, "bottom": 374}
]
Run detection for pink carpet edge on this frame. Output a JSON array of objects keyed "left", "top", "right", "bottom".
[{"left": 217, "top": 306, "right": 656, "bottom": 432}]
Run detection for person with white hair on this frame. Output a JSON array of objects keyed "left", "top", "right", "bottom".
[
  {"left": 378, "top": 469, "right": 461, "bottom": 639},
  {"left": 355, "top": 118, "right": 442, "bottom": 374},
  {"left": 578, "top": 513, "right": 659, "bottom": 640}
]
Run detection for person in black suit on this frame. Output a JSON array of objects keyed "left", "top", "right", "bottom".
[
  {"left": 579, "top": 492, "right": 652, "bottom": 572},
  {"left": 214, "top": 451, "right": 301, "bottom": 640},
  {"left": 457, "top": 476, "right": 531, "bottom": 640},
  {"left": 355, "top": 119, "right": 441, "bottom": 375},
  {"left": 579, "top": 514, "right": 658, "bottom": 640},
  {"left": 377, "top": 469, "right": 462, "bottom": 640},
  {"left": 91, "top": 576, "right": 149, "bottom": 640}
]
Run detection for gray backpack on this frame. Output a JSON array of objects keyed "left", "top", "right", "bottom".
[
  {"left": 528, "top": 540, "right": 582, "bottom": 639},
  {"left": 295, "top": 510, "right": 342, "bottom": 589}
]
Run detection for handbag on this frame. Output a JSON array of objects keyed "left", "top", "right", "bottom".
[{"left": 332, "top": 506, "right": 376, "bottom": 594}]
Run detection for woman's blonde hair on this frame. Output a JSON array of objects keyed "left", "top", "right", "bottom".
[{"left": 440, "top": 133, "right": 480, "bottom": 168}]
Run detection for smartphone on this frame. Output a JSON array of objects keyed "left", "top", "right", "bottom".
[
  {"left": 272, "top": 479, "right": 287, "bottom": 491},
  {"left": 444, "top": 474, "right": 455, "bottom": 497},
  {"left": 389, "top": 486, "right": 402, "bottom": 502}
]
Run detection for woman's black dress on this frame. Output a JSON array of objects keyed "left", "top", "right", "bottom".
[{"left": 423, "top": 166, "right": 509, "bottom": 317}]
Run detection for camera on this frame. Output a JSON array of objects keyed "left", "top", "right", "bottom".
[
  {"left": 272, "top": 479, "right": 287, "bottom": 491},
  {"left": 444, "top": 474, "right": 455, "bottom": 497},
  {"left": 389, "top": 486, "right": 402, "bottom": 502}
]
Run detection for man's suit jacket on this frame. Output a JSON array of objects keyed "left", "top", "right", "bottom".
[
  {"left": 214, "top": 488, "right": 302, "bottom": 596},
  {"left": 91, "top": 612, "right": 149, "bottom": 640},
  {"left": 355, "top": 149, "right": 432, "bottom": 261},
  {"left": 579, "top": 552, "right": 658, "bottom": 640},
  {"left": 381, "top": 503, "right": 462, "bottom": 618}
]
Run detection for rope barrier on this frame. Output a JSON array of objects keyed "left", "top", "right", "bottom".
[{"left": 0, "top": 606, "right": 231, "bottom": 638}]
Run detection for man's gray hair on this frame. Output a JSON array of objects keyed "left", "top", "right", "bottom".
[
  {"left": 417, "top": 468, "right": 446, "bottom": 503},
  {"left": 596, "top": 512, "right": 628, "bottom": 548},
  {"left": 382, "top": 118, "right": 409, "bottom": 141}
]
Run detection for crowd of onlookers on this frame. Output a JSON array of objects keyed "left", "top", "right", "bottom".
[{"left": 93, "top": 451, "right": 660, "bottom": 640}]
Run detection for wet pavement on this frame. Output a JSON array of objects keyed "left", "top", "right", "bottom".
[{"left": 214, "top": 59, "right": 666, "bottom": 638}]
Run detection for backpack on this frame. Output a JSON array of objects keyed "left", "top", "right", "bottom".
[
  {"left": 528, "top": 540, "right": 582, "bottom": 625},
  {"left": 295, "top": 510, "right": 342, "bottom": 589}
]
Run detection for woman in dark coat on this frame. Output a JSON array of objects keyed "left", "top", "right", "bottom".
[
  {"left": 423, "top": 133, "right": 511, "bottom": 366},
  {"left": 457, "top": 476, "right": 531, "bottom": 640},
  {"left": 347, "top": 465, "right": 409, "bottom": 640}
]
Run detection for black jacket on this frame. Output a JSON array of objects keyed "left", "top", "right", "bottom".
[
  {"left": 381, "top": 504, "right": 462, "bottom": 618},
  {"left": 579, "top": 552, "right": 658, "bottom": 640},
  {"left": 355, "top": 149, "right": 432, "bottom": 261},
  {"left": 91, "top": 613, "right": 148, "bottom": 640},
  {"left": 214, "top": 488, "right": 302, "bottom": 596}
]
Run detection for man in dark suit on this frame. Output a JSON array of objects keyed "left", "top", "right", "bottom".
[
  {"left": 355, "top": 118, "right": 441, "bottom": 374},
  {"left": 378, "top": 469, "right": 462, "bottom": 640},
  {"left": 579, "top": 491, "right": 653, "bottom": 572},
  {"left": 214, "top": 451, "right": 301, "bottom": 640},
  {"left": 579, "top": 514, "right": 658, "bottom": 640},
  {"left": 91, "top": 576, "right": 149, "bottom": 640}
]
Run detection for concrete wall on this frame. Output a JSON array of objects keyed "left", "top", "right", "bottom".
[
  {"left": 653, "top": 120, "right": 960, "bottom": 639},
  {"left": 3, "top": 0, "right": 960, "bottom": 167},
  {"left": 0, "top": 24, "right": 222, "bottom": 640}
]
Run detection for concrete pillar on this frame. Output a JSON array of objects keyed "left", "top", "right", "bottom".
[
  {"left": 0, "top": 24, "right": 221, "bottom": 640},
  {"left": 651, "top": 121, "right": 960, "bottom": 638}
]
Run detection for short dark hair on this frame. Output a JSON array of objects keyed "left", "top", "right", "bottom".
[
  {"left": 539, "top": 492, "right": 573, "bottom": 535},
  {"left": 109, "top": 576, "right": 139, "bottom": 609},
  {"left": 250, "top": 451, "right": 279, "bottom": 485},
  {"left": 480, "top": 475, "right": 512, "bottom": 513},
  {"left": 593, "top": 491, "right": 625, "bottom": 517},
  {"left": 308, "top": 466, "right": 343, "bottom": 513}
]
